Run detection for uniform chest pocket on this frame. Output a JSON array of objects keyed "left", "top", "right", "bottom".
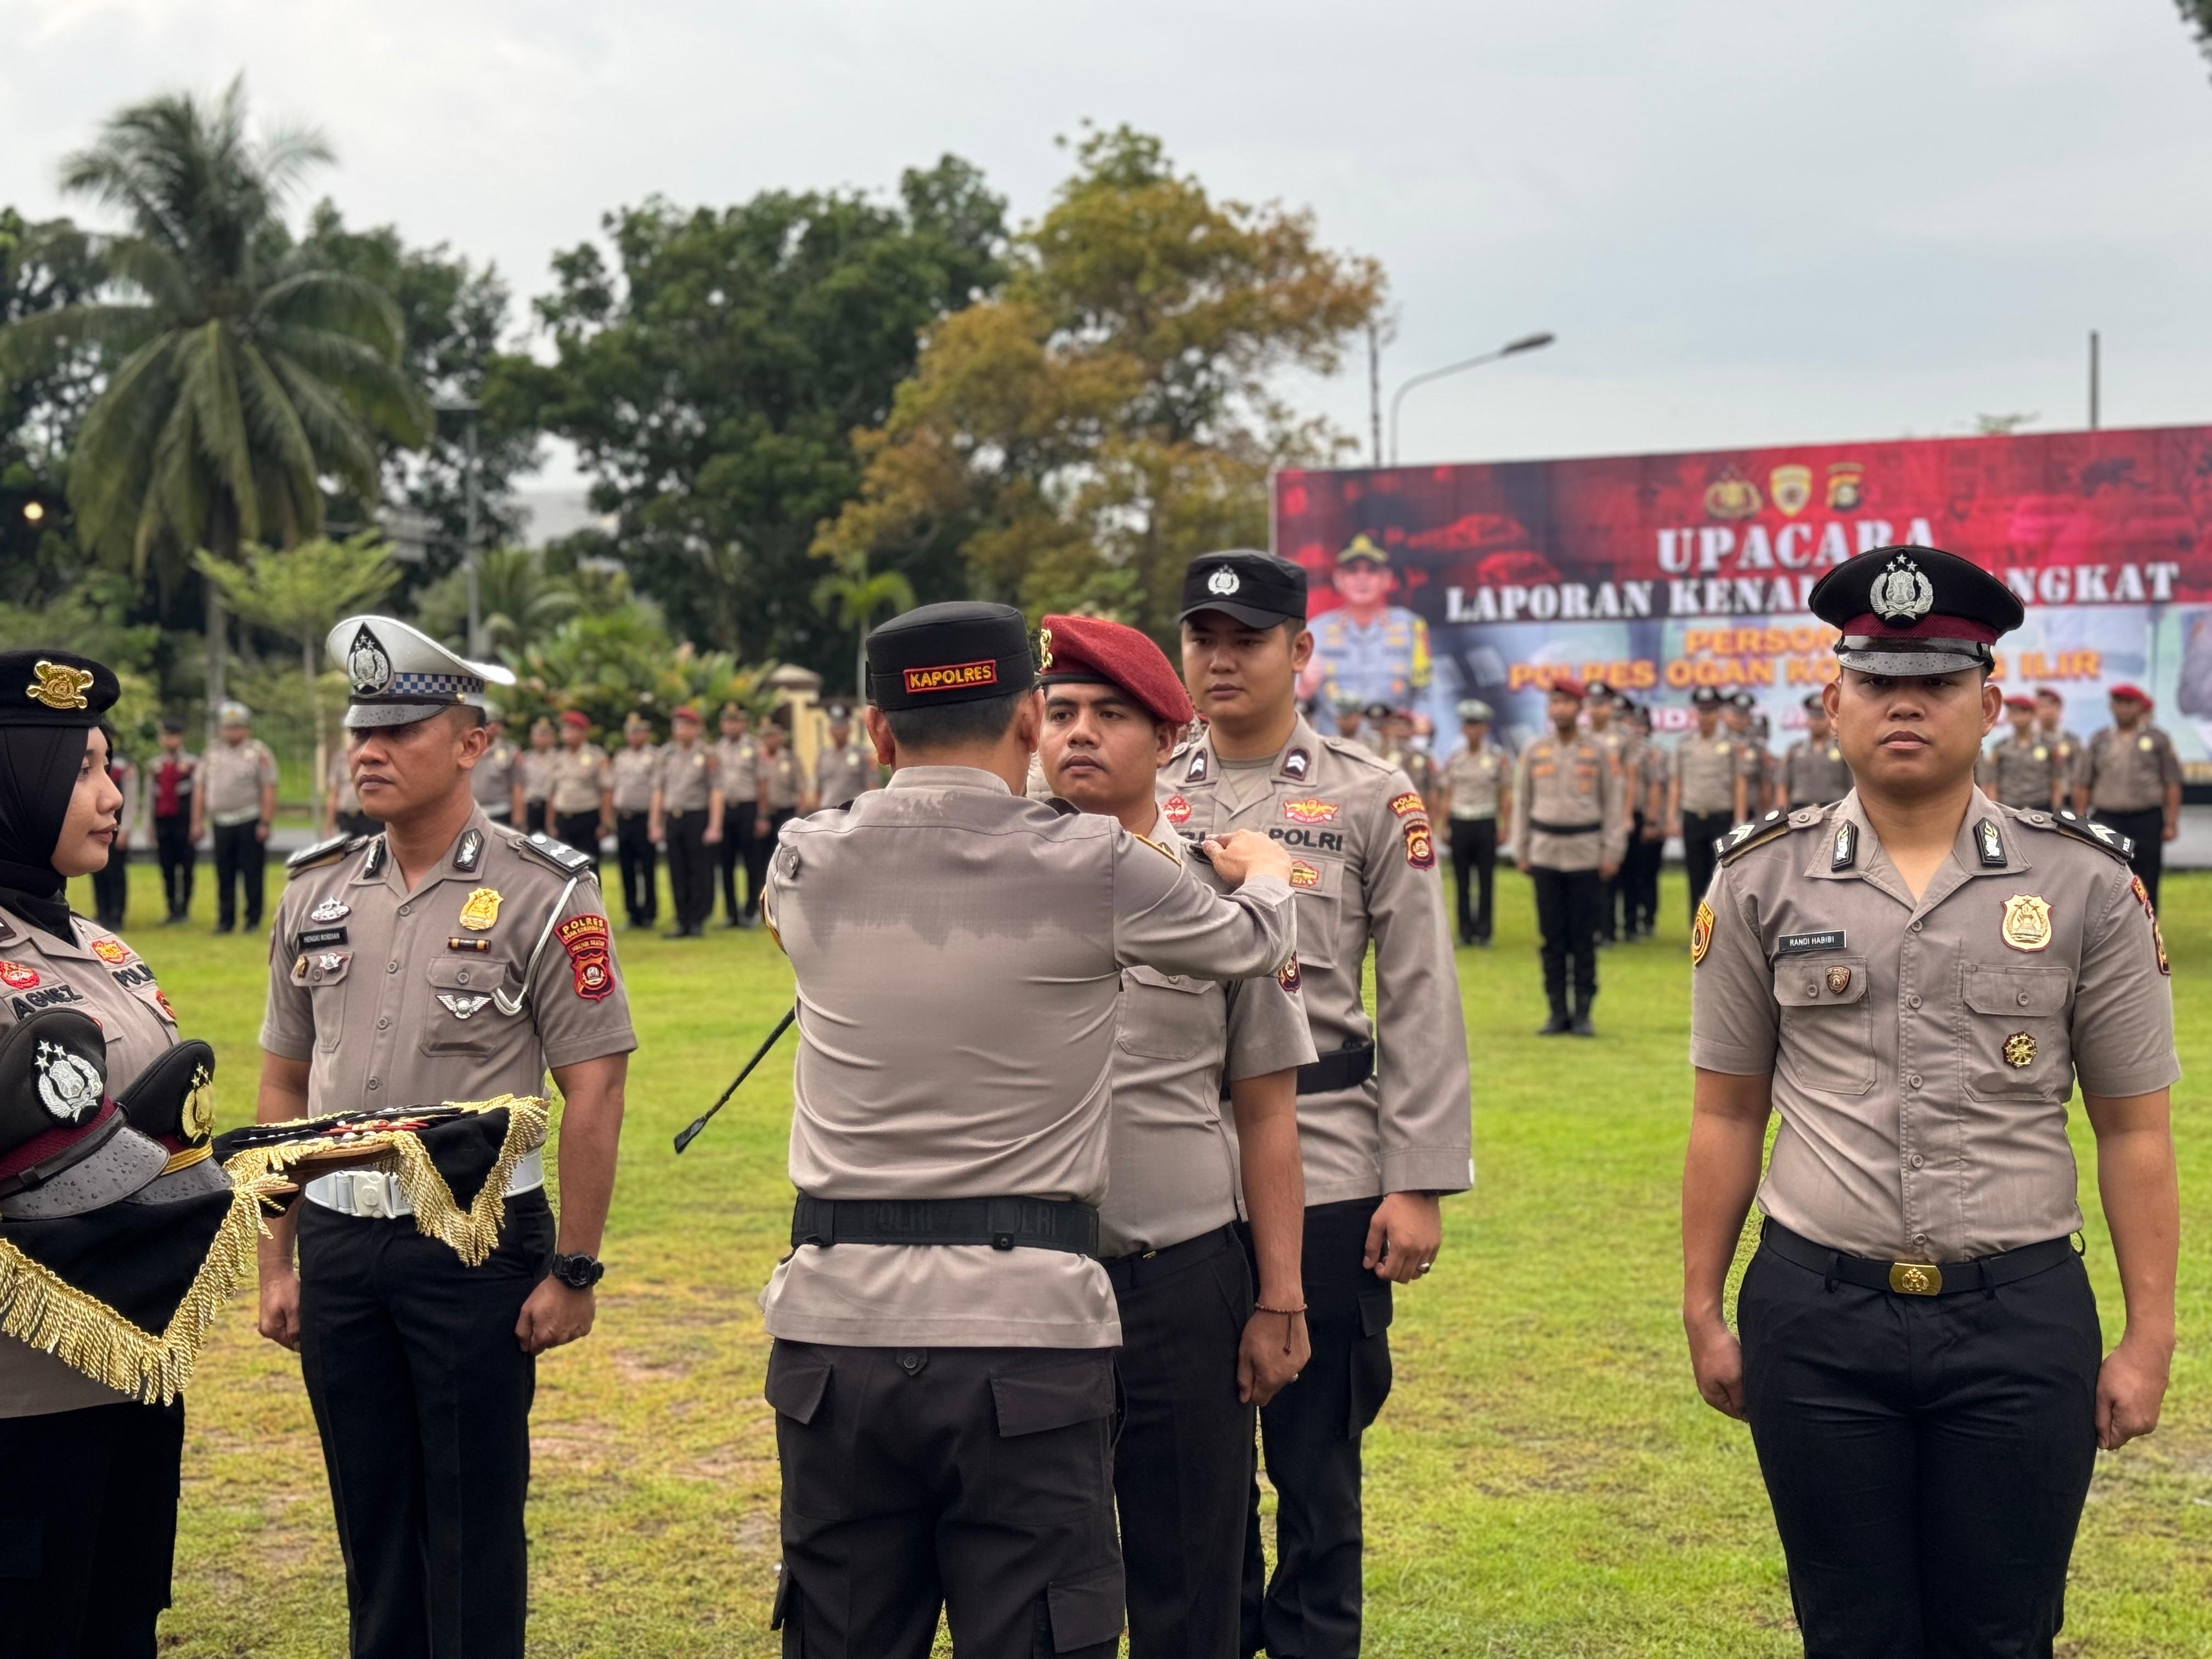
[
  {"left": 296, "top": 952, "right": 353, "bottom": 1054},
  {"left": 1118, "top": 966, "right": 1218, "bottom": 1060},
  {"left": 1959, "top": 964, "right": 2073, "bottom": 1103},
  {"left": 420, "top": 958, "right": 514, "bottom": 1056},
  {"left": 1283, "top": 854, "right": 1348, "bottom": 970},
  {"left": 1772, "top": 955, "right": 1874, "bottom": 1096}
]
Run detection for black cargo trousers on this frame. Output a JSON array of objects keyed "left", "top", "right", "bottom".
[{"left": 769, "top": 1340, "right": 1125, "bottom": 1657}]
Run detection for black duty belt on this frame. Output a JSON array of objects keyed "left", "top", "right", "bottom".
[
  {"left": 1528, "top": 818, "right": 1601, "bottom": 836},
  {"left": 791, "top": 1193, "right": 1100, "bottom": 1256},
  {"left": 1102, "top": 1221, "right": 1238, "bottom": 1291},
  {"left": 1761, "top": 1218, "right": 2077, "bottom": 1298},
  {"left": 1220, "top": 1039, "right": 1376, "bottom": 1102}
]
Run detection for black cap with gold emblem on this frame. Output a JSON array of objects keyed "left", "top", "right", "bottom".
[
  {"left": 1177, "top": 550, "right": 1308, "bottom": 629},
  {"left": 0, "top": 650, "right": 120, "bottom": 729},
  {"left": 1808, "top": 545, "right": 2024, "bottom": 677},
  {"left": 117, "top": 1040, "right": 230, "bottom": 1203},
  {"left": 866, "top": 601, "right": 1038, "bottom": 710}
]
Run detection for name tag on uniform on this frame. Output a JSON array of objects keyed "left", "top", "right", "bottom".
[
  {"left": 297, "top": 926, "right": 348, "bottom": 951},
  {"left": 1774, "top": 930, "right": 1846, "bottom": 955}
]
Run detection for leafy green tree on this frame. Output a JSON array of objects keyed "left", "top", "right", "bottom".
[
  {"left": 810, "top": 546, "right": 915, "bottom": 701},
  {"left": 195, "top": 531, "right": 399, "bottom": 794},
  {"left": 816, "top": 126, "right": 1384, "bottom": 645},
  {"left": 503, "top": 606, "right": 766, "bottom": 738},
  {"left": 2181, "top": 1, "right": 2212, "bottom": 62},
  {"left": 501, "top": 156, "right": 1006, "bottom": 670},
  {"left": 1, "top": 208, "right": 104, "bottom": 484},
  {"left": 414, "top": 543, "right": 583, "bottom": 654},
  {"left": 0, "top": 77, "right": 431, "bottom": 716}
]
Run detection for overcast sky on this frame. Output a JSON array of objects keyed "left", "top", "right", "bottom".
[{"left": 8, "top": 0, "right": 2212, "bottom": 487}]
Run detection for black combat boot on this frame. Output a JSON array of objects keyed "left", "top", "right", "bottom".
[
  {"left": 1570, "top": 991, "right": 1596, "bottom": 1037},
  {"left": 1538, "top": 995, "right": 1572, "bottom": 1036}
]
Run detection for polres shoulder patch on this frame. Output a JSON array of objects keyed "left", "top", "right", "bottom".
[{"left": 286, "top": 833, "right": 364, "bottom": 877}]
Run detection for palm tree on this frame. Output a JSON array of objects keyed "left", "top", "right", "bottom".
[
  {"left": 0, "top": 77, "right": 430, "bottom": 716},
  {"left": 811, "top": 548, "right": 916, "bottom": 699}
]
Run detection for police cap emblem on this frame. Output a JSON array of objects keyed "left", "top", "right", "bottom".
[
  {"left": 1206, "top": 567, "right": 1242, "bottom": 597},
  {"left": 1869, "top": 554, "right": 1934, "bottom": 624},
  {"left": 34, "top": 1038, "right": 101, "bottom": 1124},
  {"left": 347, "top": 624, "right": 393, "bottom": 698}
]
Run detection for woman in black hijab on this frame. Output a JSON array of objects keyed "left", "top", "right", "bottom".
[{"left": 0, "top": 648, "right": 203, "bottom": 1656}]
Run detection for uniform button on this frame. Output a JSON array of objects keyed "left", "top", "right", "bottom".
[
  {"left": 1909, "top": 1074, "right": 1923, "bottom": 1089},
  {"left": 377, "top": 1017, "right": 390, "bottom": 1031},
  {"left": 387, "top": 961, "right": 399, "bottom": 974},
  {"left": 1805, "top": 981, "right": 1818, "bottom": 997},
  {"left": 399, "top": 904, "right": 411, "bottom": 917},
  {"left": 898, "top": 1349, "right": 926, "bottom": 1375},
  {"left": 1908, "top": 995, "right": 1922, "bottom": 1009},
  {"left": 1909, "top": 921, "right": 1924, "bottom": 933},
  {"left": 1911, "top": 1154, "right": 1924, "bottom": 1169},
  {"left": 2017, "top": 991, "right": 2029, "bottom": 1006},
  {"left": 367, "top": 1077, "right": 381, "bottom": 1091},
  {"left": 457, "top": 971, "right": 470, "bottom": 985}
]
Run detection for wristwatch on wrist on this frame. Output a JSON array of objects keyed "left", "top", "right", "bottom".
[{"left": 550, "top": 1252, "right": 605, "bottom": 1290}]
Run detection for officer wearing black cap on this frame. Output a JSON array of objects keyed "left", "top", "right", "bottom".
[
  {"left": 256, "top": 616, "right": 636, "bottom": 1659},
  {"left": 0, "top": 650, "right": 225, "bottom": 1652},
  {"left": 758, "top": 600, "right": 1299, "bottom": 1658},
  {"left": 1165, "top": 551, "right": 1471, "bottom": 1659},
  {"left": 1683, "top": 548, "right": 2179, "bottom": 1657}
]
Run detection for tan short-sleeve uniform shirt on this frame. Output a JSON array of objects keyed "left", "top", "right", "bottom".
[
  {"left": 546, "top": 743, "right": 610, "bottom": 816},
  {"left": 204, "top": 737, "right": 277, "bottom": 824},
  {"left": 610, "top": 744, "right": 660, "bottom": 813},
  {"left": 1675, "top": 731, "right": 1739, "bottom": 816},
  {"left": 2081, "top": 724, "right": 2182, "bottom": 812},
  {"left": 260, "top": 810, "right": 637, "bottom": 1113},
  {"left": 1782, "top": 738, "right": 1852, "bottom": 807},
  {"left": 714, "top": 736, "right": 758, "bottom": 803},
  {"left": 1690, "top": 794, "right": 2178, "bottom": 1261},
  {"left": 1511, "top": 733, "right": 1628, "bottom": 873},
  {"left": 1442, "top": 742, "right": 1506, "bottom": 820},
  {"left": 812, "top": 740, "right": 878, "bottom": 809},
  {"left": 759, "top": 747, "right": 804, "bottom": 811},
  {"left": 654, "top": 740, "right": 716, "bottom": 813},
  {"left": 1978, "top": 734, "right": 2059, "bottom": 808},
  {"left": 472, "top": 738, "right": 517, "bottom": 815}
]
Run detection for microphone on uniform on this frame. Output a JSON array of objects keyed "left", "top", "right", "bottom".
[{"left": 673, "top": 1006, "right": 798, "bottom": 1155}]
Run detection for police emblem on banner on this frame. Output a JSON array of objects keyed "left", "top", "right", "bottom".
[
  {"left": 1826, "top": 462, "right": 1865, "bottom": 511},
  {"left": 1703, "top": 468, "right": 1762, "bottom": 521},
  {"left": 1769, "top": 464, "right": 1812, "bottom": 517}
]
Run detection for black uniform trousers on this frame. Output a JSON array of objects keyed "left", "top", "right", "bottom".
[
  {"left": 1446, "top": 816, "right": 1496, "bottom": 944},
  {"left": 297, "top": 1190, "right": 554, "bottom": 1659},
  {"left": 210, "top": 819, "right": 266, "bottom": 930},
  {"left": 553, "top": 809, "right": 602, "bottom": 875},
  {"left": 0, "top": 1397, "right": 184, "bottom": 1658},
  {"left": 91, "top": 845, "right": 127, "bottom": 928},
  {"left": 1530, "top": 864, "right": 1602, "bottom": 1008},
  {"left": 1109, "top": 1227, "right": 1255, "bottom": 1659},
  {"left": 730, "top": 800, "right": 765, "bottom": 924},
  {"left": 768, "top": 1340, "right": 1124, "bottom": 1659},
  {"left": 616, "top": 809, "right": 658, "bottom": 927},
  {"left": 1241, "top": 1197, "right": 1392, "bottom": 1659},
  {"left": 1740, "top": 1235, "right": 2101, "bottom": 1659},
  {"left": 664, "top": 809, "right": 712, "bottom": 932},
  {"left": 1680, "top": 809, "right": 1733, "bottom": 923},
  {"left": 2090, "top": 806, "right": 2166, "bottom": 910},
  {"left": 1626, "top": 820, "right": 1661, "bottom": 936},
  {"left": 154, "top": 812, "right": 194, "bottom": 919}
]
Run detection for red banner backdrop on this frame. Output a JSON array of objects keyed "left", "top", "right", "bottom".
[{"left": 1273, "top": 425, "right": 2212, "bottom": 768}]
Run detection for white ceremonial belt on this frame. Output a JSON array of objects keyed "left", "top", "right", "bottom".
[{"left": 305, "top": 1147, "right": 544, "bottom": 1218}]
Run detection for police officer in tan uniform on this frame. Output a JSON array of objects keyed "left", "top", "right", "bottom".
[
  {"left": 1623, "top": 702, "right": 1667, "bottom": 938},
  {"left": 1781, "top": 690, "right": 1852, "bottom": 810},
  {"left": 649, "top": 706, "right": 722, "bottom": 938},
  {"left": 1683, "top": 546, "right": 2179, "bottom": 1658},
  {"left": 759, "top": 600, "right": 1298, "bottom": 1659},
  {"left": 194, "top": 700, "right": 277, "bottom": 935},
  {"left": 255, "top": 615, "right": 636, "bottom": 1659},
  {"left": 2075, "top": 682, "right": 2183, "bottom": 907},
  {"left": 754, "top": 715, "right": 804, "bottom": 843},
  {"left": 1670, "top": 686, "right": 1743, "bottom": 919},
  {"left": 713, "top": 704, "right": 759, "bottom": 927},
  {"left": 811, "top": 702, "right": 879, "bottom": 810},
  {"left": 1979, "top": 694, "right": 2062, "bottom": 810},
  {"left": 610, "top": 713, "right": 661, "bottom": 930},
  {"left": 1584, "top": 686, "right": 1629, "bottom": 942},
  {"left": 546, "top": 710, "right": 612, "bottom": 871},
  {"left": 1164, "top": 551, "right": 1471, "bottom": 1659},
  {"left": 514, "top": 716, "right": 556, "bottom": 835},
  {"left": 473, "top": 706, "right": 517, "bottom": 826},
  {"left": 1513, "top": 678, "right": 1628, "bottom": 1035},
  {"left": 1440, "top": 698, "right": 1509, "bottom": 947},
  {"left": 2034, "top": 686, "right": 2082, "bottom": 788},
  {"left": 1036, "top": 613, "right": 1314, "bottom": 1659}
]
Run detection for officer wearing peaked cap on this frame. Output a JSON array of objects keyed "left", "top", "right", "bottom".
[
  {"left": 1682, "top": 548, "right": 2179, "bottom": 1657},
  {"left": 757, "top": 599, "right": 1299, "bottom": 1658},
  {"left": 1167, "top": 551, "right": 1471, "bottom": 1659},
  {"left": 256, "top": 616, "right": 636, "bottom": 1659}
]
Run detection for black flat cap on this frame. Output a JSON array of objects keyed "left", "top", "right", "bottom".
[
  {"left": 866, "top": 602, "right": 1037, "bottom": 710},
  {"left": 1808, "top": 545, "right": 2023, "bottom": 676},
  {"left": 1691, "top": 687, "right": 1725, "bottom": 708},
  {"left": 1178, "top": 551, "right": 1308, "bottom": 629},
  {"left": 0, "top": 650, "right": 119, "bottom": 728}
]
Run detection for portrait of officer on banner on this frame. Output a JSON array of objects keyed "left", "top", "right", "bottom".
[{"left": 1299, "top": 534, "right": 1432, "bottom": 720}]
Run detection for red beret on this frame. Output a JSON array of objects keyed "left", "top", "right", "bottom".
[
  {"left": 1039, "top": 614, "right": 1195, "bottom": 727},
  {"left": 1545, "top": 675, "right": 1586, "bottom": 700},
  {"left": 560, "top": 709, "right": 589, "bottom": 729},
  {"left": 2109, "top": 683, "right": 2152, "bottom": 707},
  {"left": 2003, "top": 695, "right": 2035, "bottom": 712},
  {"left": 670, "top": 704, "right": 700, "bottom": 722}
]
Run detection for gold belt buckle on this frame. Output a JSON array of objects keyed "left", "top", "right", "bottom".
[{"left": 1888, "top": 1260, "right": 1943, "bottom": 1296}]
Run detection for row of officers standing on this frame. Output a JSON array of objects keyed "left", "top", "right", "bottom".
[{"left": 0, "top": 543, "right": 2179, "bottom": 1659}]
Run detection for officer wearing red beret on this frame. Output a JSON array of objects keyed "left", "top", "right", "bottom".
[{"left": 1512, "top": 677, "right": 1628, "bottom": 1035}]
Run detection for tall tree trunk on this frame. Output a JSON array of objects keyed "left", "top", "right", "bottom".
[{"left": 204, "top": 503, "right": 236, "bottom": 742}]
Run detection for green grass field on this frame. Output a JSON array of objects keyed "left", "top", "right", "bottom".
[{"left": 76, "top": 856, "right": 2211, "bottom": 1657}]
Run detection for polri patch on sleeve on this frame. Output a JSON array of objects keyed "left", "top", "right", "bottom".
[
  {"left": 556, "top": 914, "right": 616, "bottom": 1001},
  {"left": 1774, "top": 930, "right": 1846, "bottom": 955},
  {"left": 1690, "top": 902, "right": 1714, "bottom": 966},
  {"left": 1277, "top": 956, "right": 1301, "bottom": 993},
  {"left": 1388, "top": 792, "right": 1425, "bottom": 819},
  {"left": 1402, "top": 820, "right": 1436, "bottom": 870}
]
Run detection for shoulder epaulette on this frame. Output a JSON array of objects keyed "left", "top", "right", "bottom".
[
  {"left": 1716, "top": 808, "right": 1814, "bottom": 866},
  {"left": 286, "top": 833, "right": 364, "bottom": 877},
  {"left": 2022, "top": 808, "right": 2135, "bottom": 864},
  {"left": 521, "top": 832, "right": 596, "bottom": 875},
  {"left": 1131, "top": 830, "right": 1182, "bottom": 865},
  {"left": 1319, "top": 735, "right": 1392, "bottom": 771}
]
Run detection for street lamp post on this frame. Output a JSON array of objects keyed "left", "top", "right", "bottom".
[
  {"left": 434, "top": 397, "right": 484, "bottom": 655},
  {"left": 1388, "top": 331, "right": 1556, "bottom": 465}
]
